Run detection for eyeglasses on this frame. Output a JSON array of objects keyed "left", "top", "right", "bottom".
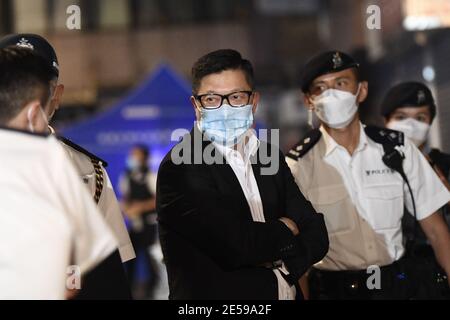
[{"left": 195, "top": 91, "right": 253, "bottom": 109}]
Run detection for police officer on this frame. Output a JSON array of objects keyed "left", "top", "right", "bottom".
[
  {"left": 119, "top": 144, "right": 159, "bottom": 299},
  {"left": 0, "top": 34, "right": 135, "bottom": 299},
  {"left": 286, "top": 51, "right": 450, "bottom": 299},
  {"left": 381, "top": 81, "right": 450, "bottom": 257},
  {"left": 381, "top": 81, "right": 450, "bottom": 190},
  {"left": 0, "top": 46, "right": 118, "bottom": 299}
]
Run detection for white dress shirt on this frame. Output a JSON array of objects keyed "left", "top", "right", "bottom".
[
  {"left": 213, "top": 131, "right": 296, "bottom": 300},
  {"left": 0, "top": 129, "right": 118, "bottom": 299}
]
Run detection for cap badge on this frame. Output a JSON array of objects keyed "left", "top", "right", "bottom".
[
  {"left": 332, "top": 52, "right": 343, "bottom": 69},
  {"left": 417, "top": 90, "right": 426, "bottom": 104},
  {"left": 16, "top": 38, "right": 34, "bottom": 50}
]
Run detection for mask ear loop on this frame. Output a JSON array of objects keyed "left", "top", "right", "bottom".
[
  {"left": 27, "top": 107, "right": 35, "bottom": 132},
  {"left": 27, "top": 105, "right": 48, "bottom": 133},
  {"left": 307, "top": 95, "right": 315, "bottom": 129},
  {"left": 308, "top": 107, "right": 314, "bottom": 128},
  {"left": 355, "top": 83, "right": 362, "bottom": 98}
]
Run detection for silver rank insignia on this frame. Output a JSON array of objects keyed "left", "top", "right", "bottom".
[
  {"left": 16, "top": 38, "right": 34, "bottom": 50},
  {"left": 332, "top": 52, "right": 343, "bottom": 69},
  {"left": 417, "top": 90, "right": 426, "bottom": 104}
]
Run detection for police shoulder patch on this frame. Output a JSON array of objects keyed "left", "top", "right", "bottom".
[
  {"left": 286, "top": 129, "right": 322, "bottom": 160},
  {"left": 364, "top": 125, "right": 404, "bottom": 148},
  {"left": 58, "top": 136, "right": 108, "bottom": 167}
]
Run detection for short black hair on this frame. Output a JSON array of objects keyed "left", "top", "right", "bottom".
[
  {"left": 191, "top": 49, "right": 254, "bottom": 94},
  {"left": 0, "top": 46, "right": 53, "bottom": 125},
  {"left": 132, "top": 144, "right": 150, "bottom": 160}
]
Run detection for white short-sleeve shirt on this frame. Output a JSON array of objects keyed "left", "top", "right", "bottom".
[
  {"left": 60, "top": 140, "right": 135, "bottom": 262},
  {"left": 0, "top": 128, "right": 118, "bottom": 299},
  {"left": 286, "top": 123, "right": 450, "bottom": 266}
]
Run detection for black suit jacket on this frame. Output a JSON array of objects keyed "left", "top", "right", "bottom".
[{"left": 156, "top": 128, "right": 328, "bottom": 299}]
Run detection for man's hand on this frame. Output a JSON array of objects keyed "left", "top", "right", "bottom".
[
  {"left": 298, "top": 274, "right": 309, "bottom": 300},
  {"left": 65, "top": 288, "right": 79, "bottom": 300},
  {"left": 279, "top": 217, "right": 299, "bottom": 236},
  {"left": 123, "top": 203, "right": 144, "bottom": 219}
]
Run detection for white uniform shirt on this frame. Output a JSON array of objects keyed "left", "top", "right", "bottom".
[
  {"left": 0, "top": 129, "right": 118, "bottom": 299},
  {"left": 61, "top": 141, "right": 135, "bottom": 262},
  {"left": 213, "top": 132, "right": 296, "bottom": 300},
  {"left": 286, "top": 123, "right": 450, "bottom": 270}
]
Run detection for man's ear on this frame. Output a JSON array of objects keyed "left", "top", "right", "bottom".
[
  {"left": 47, "top": 84, "right": 64, "bottom": 120},
  {"left": 357, "top": 81, "right": 368, "bottom": 104},
  {"left": 251, "top": 92, "right": 260, "bottom": 114},
  {"left": 303, "top": 92, "right": 314, "bottom": 109},
  {"left": 190, "top": 96, "right": 201, "bottom": 121},
  {"left": 26, "top": 101, "right": 42, "bottom": 123}
]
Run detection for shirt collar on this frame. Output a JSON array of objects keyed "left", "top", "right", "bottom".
[
  {"left": 0, "top": 125, "right": 49, "bottom": 138},
  {"left": 213, "top": 129, "right": 260, "bottom": 162},
  {"left": 319, "top": 122, "right": 368, "bottom": 157}
]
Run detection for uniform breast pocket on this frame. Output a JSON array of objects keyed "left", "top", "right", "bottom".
[
  {"left": 308, "top": 185, "right": 354, "bottom": 236},
  {"left": 363, "top": 183, "right": 404, "bottom": 231}
]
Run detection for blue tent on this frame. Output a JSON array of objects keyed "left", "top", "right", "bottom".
[{"left": 62, "top": 64, "right": 195, "bottom": 194}]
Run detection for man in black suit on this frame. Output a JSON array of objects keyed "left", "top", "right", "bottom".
[{"left": 156, "top": 49, "right": 329, "bottom": 300}]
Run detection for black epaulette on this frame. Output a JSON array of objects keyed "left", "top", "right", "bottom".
[
  {"left": 364, "top": 125, "right": 404, "bottom": 150},
  {"left": 286, "top": 129, "right": 322, "bottom": 160},
  {"left": 58, "top": 136, "right": 108, "bottom": 167},
  {"left": 429, "top": 149, "right": 450, "bottom": 178},
  {"left": 429, "top": 149, "right": 450, "bottom": 165}
]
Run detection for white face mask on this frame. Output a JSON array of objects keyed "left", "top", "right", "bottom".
[
  {"left": 312, "top": 84, "right": 360, "bottom": 129},
  {"left": 386, "top": 118, "right": 430, "bottom": 147}
]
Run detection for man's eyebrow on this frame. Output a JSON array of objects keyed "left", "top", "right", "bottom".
[
  {"left": 311, "top": 80, "right": 327, "bottom": 86},
  {"left": 203, "top": 88, "right": 247, "bottom": 94},
  {"left": 335, "top": 76, "right": 351, "bottom": 81}
]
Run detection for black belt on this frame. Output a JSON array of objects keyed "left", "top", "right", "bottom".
[
  {"left": 310, "top": 258, "right": 408, "bottom": 291},
  {"left": 314, "top": 259, "right": 403, "bottom": 277}
]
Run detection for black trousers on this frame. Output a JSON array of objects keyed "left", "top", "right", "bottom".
[
  {"left": 309, "top": 259, "right": 411, "bottom": 300},
  {"left": 74, "top": 250, "right": 132, "bottom": 300},
  {"left": 126, "top": 223, "right": 159, "bottom": 298}
]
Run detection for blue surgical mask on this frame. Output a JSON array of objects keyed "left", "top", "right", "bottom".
[
  {"left": 199, "top": 104, "right": 254, "bottom": 146},
  {"left": 126, "top": 157, "right": 140, "bottom": 171}
]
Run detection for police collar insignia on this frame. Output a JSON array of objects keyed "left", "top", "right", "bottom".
[
  {"left": 332, "top": 52, "right": 342, "bottom": 69},
  {"left": 16, "top": 38, "right": 34, "bottom": 50}
]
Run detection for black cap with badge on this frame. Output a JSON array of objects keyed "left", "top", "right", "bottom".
[
  {"left": 0, "top": 33, "right": 59, "bottom": 78},
  {"left": 299, "top": 50, "right": 360, "bottom": 93},
  {"left": 380, "top": 81, "right": 436, "bottom": 121}
]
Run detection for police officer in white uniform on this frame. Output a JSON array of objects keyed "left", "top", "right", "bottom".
[
  {"left": 382, "top": 82, "right": 450, "bottom": 253},
  {"left": 0, "top": 33, "right": 135, "bottom": 264},
  {"left": 0, "top": 34, "right": 136, "bottom": 299},
  {"left": 0, "top": 47, "right": 118, "bottom": 299},
  {"left": 286, "top": 51, "right": 450, "bottom": 299}
]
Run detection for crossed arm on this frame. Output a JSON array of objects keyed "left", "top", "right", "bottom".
[{"left": 156, "top": 152, "right": 329, "bottom": 279}]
